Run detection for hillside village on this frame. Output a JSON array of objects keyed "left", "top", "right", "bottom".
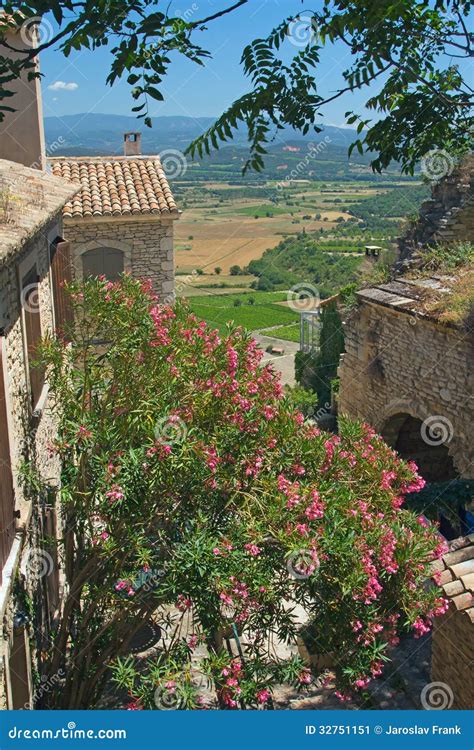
[{"left": 0, "top": 12, "right": 472, "bottom": 715}]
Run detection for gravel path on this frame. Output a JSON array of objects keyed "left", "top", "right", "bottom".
[{"left": 252, "top": 331, "right": 299, "bottom": 387}]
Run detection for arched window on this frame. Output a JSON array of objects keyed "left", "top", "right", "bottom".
[{"left": 82, "top": 247, "right": 124, "bottom": 281}]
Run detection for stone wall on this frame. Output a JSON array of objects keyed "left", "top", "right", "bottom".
[
  {"left": 0, "top": 212, "right": 63, "bottom": 709},
  {"left": 338, "top": 300, "right": 473, "bottom": 479},
  {"left": 63, "top": 216, "right": 175, "bottom": 299}
]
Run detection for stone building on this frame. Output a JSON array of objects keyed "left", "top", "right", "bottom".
[
  {"left": 431, "top": 535, "right": 474, "bottom": 709},
  {"left": 0, "top": 158, "right": 79, "bottom": 708},
  {"left": 338, "top": 157, "right": 474, "bottom": 482},
  {"left": 49, "top": 132, "right": 179, "bottom": 300},
  {"left": 338, "top": 278, "right": 473, "bottom": 481},
  {"left": 0, "top": 17, "right": 46, "bottom": 170}
]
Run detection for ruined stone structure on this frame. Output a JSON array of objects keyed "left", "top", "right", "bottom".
[
  {"left": 0, "top": 158, "right": 78, "bottom": 708},
  {"left": 50, "top": 134, "right": 179, "bottom": 300},
  {"left": 338, "top": 280, "right": 473, "bottom": 480},
  {"left": 431, "top": 535, "right": 474, "bottom": 709},
  {"left": 339, "top": 156, "right": 474, "bottom": 481},
  {"left": 398, "top": 155, "right": 474, "bottom": 265}
]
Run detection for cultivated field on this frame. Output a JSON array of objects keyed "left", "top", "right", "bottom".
[
  {"left": 187, "top": 291, "right": 301, "bottom": 335},
  {"left": 174, "top": 181, "right": 381, "bottom": 275}
]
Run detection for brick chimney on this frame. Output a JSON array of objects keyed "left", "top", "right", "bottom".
[
  {"left": 0, "top": 17, "right": 46, "bottom": 170},
  {"left": 124, "top": 132, "right": 142, "bottom": 156}
]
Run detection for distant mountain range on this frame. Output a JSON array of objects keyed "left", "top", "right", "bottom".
[{"left": 44, "top": 113, "right": 360, "bottom": 158}]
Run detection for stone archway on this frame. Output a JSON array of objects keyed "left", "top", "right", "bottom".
[{"left": 381, "top": 412, "right": 457, "bottom": 483}]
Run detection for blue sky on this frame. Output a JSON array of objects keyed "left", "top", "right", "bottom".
[{"left": 40, "top": 0, "right": 370, "bottom": 125}]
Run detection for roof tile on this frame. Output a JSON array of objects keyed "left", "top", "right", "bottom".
[
  {"left": 433, "top": 539, "right": 474, "bottom": 620},
  {"left": 49, "top": 156, "right": 178, "bottom": 219}
]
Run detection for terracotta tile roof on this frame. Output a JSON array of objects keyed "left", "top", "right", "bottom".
[
  {"left": 49, "top": 157, "right": 178, "bottom": 219},
  {"left": 431, "top": 534, "right": 474, "bottom": 623},
  {"left": 0, "top": 158, "right": 79, "bottom": 269}
]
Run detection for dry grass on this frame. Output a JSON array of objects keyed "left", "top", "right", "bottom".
[
  {"left": 407, "top": 242, "right": 474, "bottom": 329},
  {"left": 425, "top": 267, "right": 474, "bottom": 329},
  {"left": 175, "top": 202, "right": 354, "bottom": 274}
]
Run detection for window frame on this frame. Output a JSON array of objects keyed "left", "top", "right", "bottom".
[{"left": 19, "top": 257, "right": 46, "bottom": 413}]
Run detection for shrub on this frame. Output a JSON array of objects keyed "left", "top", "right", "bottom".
[
  {"left": 34, "top": 277, "right": 446, "bottom": 709},
  {"left": 284, "top": 384, "right": 317, "bottom": 418}
]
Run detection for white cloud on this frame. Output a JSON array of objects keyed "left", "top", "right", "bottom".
[{"left": 48, "top": 81, "right": 79, "bottom": 91}]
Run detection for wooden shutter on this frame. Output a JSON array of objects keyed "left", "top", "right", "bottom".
[
  {"left": 50, "top": 239, "right": 74, "bottom": 342},
  {"left": 0, "top": 340, "right": 16, "bottom": 582},
  {"left": 22, "top": 269, "right": 45, "bottom": 409},
  {"left": 82, "top": 247, "right": 124, "bottom": 281}
]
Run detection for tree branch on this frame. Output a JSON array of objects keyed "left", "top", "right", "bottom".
[{"left": 191, "top": 0, "right": 248, "bottom": 27}]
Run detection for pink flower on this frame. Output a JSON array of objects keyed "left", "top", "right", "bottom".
[
  {"left": 298, "top": 669, "right": 312, "bottom": 685},
  {"left": 126, "top": 699, "right": 143, "bottom": 710},
  {"left": 296, "top": 523, "right": 309, "bottom": 536},
  {"left": 76, "top": 425, "right": 92, "bottom": 439},
  {"left": 105, "top": 485, "right": 124, "bottom": 503},
  {"left": 412, "top": 616, "right": 431, "bottom": 638},
  {"left": 380, "top": 470, "right": 397, "bottom": 489},
  {"left": 305, "top": 492, "right": 325, "bottom": 520},
  {"left": 256, "top": 689, "right": 270, "bottom": 704},
  {"left": 244, "top": 543, "right": 261, "bottom": 557},
  {"left": 176, "top": 594, "right": 192, "bottom": 612}
]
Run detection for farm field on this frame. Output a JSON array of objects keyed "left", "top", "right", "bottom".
[
  {"left": 187, "top": 291, "right": 300, "bottom": 335},
  {"left": 265, "top": 323, "right": 301, "bottom": 343},
  {"left": 173, "top": 178, "right": 426, "bottom": 277},
  {"left": 176, "top": 273, "right": 255, "bottom": 297}
]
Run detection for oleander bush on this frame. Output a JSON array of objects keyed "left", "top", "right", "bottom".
[{"left": 35, "top": 275, "right": 447, "bottom": 709}]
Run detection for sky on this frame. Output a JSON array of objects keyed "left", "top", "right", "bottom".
[{"left": 39, "top": 0, "right": 371, "bottom": 126}]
